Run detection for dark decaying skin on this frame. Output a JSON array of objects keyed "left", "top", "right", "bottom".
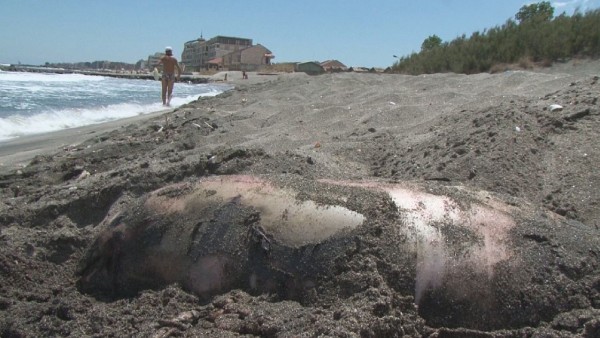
[
  {"left": 77, "top": 175, "right": 361, "bottom": 300},
  {"left": 77, "top": 174, "right": 600, "bottom": 330}
]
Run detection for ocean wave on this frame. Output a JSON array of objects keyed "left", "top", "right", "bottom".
[
  {"left": 0, "top": 91, "right": 222, "bottom": 141},
  {"left": 0, "top": 70, "right": 106, "bottom": 83},
  {"left": 0, "top": 71, "right": 229, "bottom": 141}
]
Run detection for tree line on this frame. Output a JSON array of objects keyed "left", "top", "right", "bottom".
[{"left": 391, "top": 2, "right": 600, "bottom": 75}]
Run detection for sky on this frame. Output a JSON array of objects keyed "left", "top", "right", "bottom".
[{"left": 1, "top": 0, "right": 599, "bottom": 68}]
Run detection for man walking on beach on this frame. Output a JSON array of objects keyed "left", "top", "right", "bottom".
[{"left": 156, "top": 46, "right": 182, "bottom": 106}]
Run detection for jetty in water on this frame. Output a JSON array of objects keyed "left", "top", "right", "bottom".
[{"left": 0, "top": 64, "right": 210, "bottom": 83}]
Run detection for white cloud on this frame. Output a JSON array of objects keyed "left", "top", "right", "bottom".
[
  {"left": 553, "top": 1, "right": 570, "bottom": 8},
  {"left": 552, "top": 0, "right": 597, "bottom": 13}
]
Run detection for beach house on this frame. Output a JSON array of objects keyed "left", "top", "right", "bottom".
[
  {"left": 295, "top": 62, "right": 325, "bottom": 75},
  {"left": 146, "top": 52, "right": 164, "bottom": 70},
  {"left": 181, "top": 35, "right": 273, "bottom": 72},
  {"left": 320, "top": 60, "right": 347, "bottom": 72},
  {"left": 220, "top": 44, "right": 274, "bottom": 71}
]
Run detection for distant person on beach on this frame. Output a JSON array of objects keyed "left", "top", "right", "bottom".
[
  {"left": 155, "top": 46, "right": 182, "bottom": 106},
  {"left": 242, "top": 71, "right": 248, "bottom": 80}
]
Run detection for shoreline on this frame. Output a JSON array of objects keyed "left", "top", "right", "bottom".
[
  {"left": 0, "top": 65, "right": 210, "bottom": 83},
  {"left": 1, "top": 65, "right": 291, "bottom": 84},
  {"left": 0, "top": 108, "right": 171, "bottom": 170},
  {"left": 3, "top": 59, "right": 596, "bottom": 171},
  {"left": 0, "top": 71, "right": 286, "bottom": 170}
]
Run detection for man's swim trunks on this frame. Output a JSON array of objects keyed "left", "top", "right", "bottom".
[{"left": 162, "top": 73, "right": 176, "bottom": 81}]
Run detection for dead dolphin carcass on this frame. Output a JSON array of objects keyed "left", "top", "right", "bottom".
[
  {"left": 77, "top": 175, "right": 600, "bottom": 330},
  {"left": 320, "top": 179, "right": 518, "bottom": 302},
  {"left": 318, "top": 179, "right": 599, "bottom": 329},
  {"left": 77, "top": 175, "right": 366, "bottom": 299}
]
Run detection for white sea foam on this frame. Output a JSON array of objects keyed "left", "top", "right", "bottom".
[
  {"left": 0, "top": 103, "right": 156, "bottom": 141},
  {"left": 0, "top": 70, "right": 105, "bottom": 82},
  {"left": 0, "top": 92, "right": 220, "bottom": 141}
]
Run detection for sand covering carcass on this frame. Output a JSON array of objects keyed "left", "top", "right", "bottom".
[{"left": 78, "top": 174, "right": 598, "bottom": 330}]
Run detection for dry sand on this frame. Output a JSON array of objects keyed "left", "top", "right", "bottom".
[{"left": 1, "top": 62, "right": 599, "bottom": 337}]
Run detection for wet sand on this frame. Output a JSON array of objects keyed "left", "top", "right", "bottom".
[{"left": 0, "top": 110, "right": 168, "bottom": 168}]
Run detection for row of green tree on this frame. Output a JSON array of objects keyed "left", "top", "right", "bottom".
[{"left": 391, "top": 2, "right": 600, "bottom": 75}]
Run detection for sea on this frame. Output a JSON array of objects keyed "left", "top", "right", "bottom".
[{"left": 0, "top": 70, "right": 231, "bottom": 142}]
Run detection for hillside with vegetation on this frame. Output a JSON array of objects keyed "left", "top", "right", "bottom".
[{"left": 391, "top": 1, "right": 600, "bottom": 74}]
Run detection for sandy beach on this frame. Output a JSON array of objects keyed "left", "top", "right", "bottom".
[{"left": 1, "top": 63, "right": 599, "bottom": 337}]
